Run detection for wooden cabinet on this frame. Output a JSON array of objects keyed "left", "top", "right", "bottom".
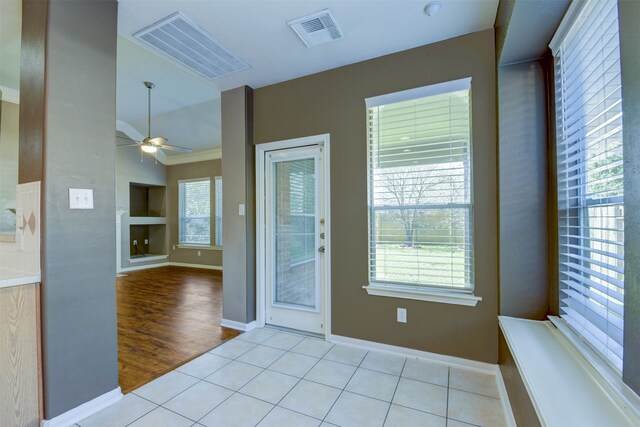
[{"left": 0, "top": 283, "right": 40, "bottom": 427}]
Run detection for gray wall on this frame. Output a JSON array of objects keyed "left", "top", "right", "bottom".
[
  {"left": 167, "top": 159, "right": 223, "bottom": 267},
  {"left": 221, "top": 86, "right": 255, "bottom": 325},
  {"left": 619, "top": 0, "right": 640, "bottom": 396},
  {"left": 498, "top": 60, "right": 550, "bottom": 319},
  {"left": 116, "top": 147, "right": 167, "bottom": 269},
  {"left": 40, "top": 0, "right": 119, "bottom": 418},
  {"left": 253, "top": 30, "right": 498, "bottom": 363}
]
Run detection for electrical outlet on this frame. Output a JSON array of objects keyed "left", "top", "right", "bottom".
[
  {"left": 133, "top": 240, "right": 137, "bottom": 246},
  {"left": 397, "top": 308, "right": 407, "bottom": 323},
  {"left": 144, "top": 239, "right": 149, "bottom": 245},
  {"left": 172, "top": 245, "right": 176, "bottom": 250},
  {"left": 197, "top": 250, "right": 201, "bottom": 256}
]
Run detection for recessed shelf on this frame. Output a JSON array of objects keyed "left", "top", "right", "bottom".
[
  {"left": 130, "top": 183, "right": 166, "bottom": 217},
  {"left": 129, "top": 217, "right": 167, "bottom": 225},
  {"left": 126, "top": 181, "right": 168, "bottom": 266},
  {"left": 129, "top": 254, "right": 168, "bottom": 263},
  {"left": 130, "top": 224, "right": 166, "bottom": 258}
]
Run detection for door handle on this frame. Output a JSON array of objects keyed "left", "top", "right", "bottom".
[{"left": 318, "top": 246, "right": 325, "bottom": 253}]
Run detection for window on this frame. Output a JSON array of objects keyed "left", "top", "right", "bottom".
[
  {"left": 551, "top": 0, "right": 624, "bottom": 371},
  {"left": 284, "top": 159, "right": 315, "bottom": 265},
  {"left": 214, "top": 176, "right": 223, "bottom": 247},
  {"left": 178, "top": 178, "right": 211, "bottom": 245},
  {"left": 365, "top": 78, "right": 474, "bottom": 302}
]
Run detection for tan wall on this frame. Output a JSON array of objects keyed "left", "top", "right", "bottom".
[
  {"left": 254, "top": 30, "right": 498, "bottom": 363},
  {"left": 498, "top": 329, "right": 541, "bottom": 427},
  {"left": 167, "top": 159, "right": 222, "bottom": 267}
]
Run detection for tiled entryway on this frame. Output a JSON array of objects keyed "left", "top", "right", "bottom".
[{"left": 76, "top": 328, "right": 509, "bottom": 427}]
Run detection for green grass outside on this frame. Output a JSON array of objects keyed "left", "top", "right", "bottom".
[{"left": 372, "top": 244, "right": 469, "bottom": 288}]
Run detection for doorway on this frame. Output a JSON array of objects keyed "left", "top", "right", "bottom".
[{"left": 256, "top": 135, "right": 331, "bottom": 337}]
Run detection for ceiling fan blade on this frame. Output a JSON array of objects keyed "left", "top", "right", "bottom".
[
  {"left": 116, "top": 134, "right": 142, "bottom": 143},
  {"left": 145, "top": 136, "right": 168, "bottom": 145},
  {"left": 116, "top": 134, "right": 141, "bottom": 147},
  {"left": 158, "top": 144, "right": 192, "bottom": 153}
]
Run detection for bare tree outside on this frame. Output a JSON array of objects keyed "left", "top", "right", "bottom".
[
  {"left": 379, "top": 167, "right": 431, "bottom": 247},
  {"left": 375, "top": 165, "right": 465, "bottom": 247}
]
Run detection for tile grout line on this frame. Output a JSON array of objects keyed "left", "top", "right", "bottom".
[
  {"left": 120, "top": 396, "right": 160, "bottom": 427},
  {"left": 319, "top": 349, "right": 369, "bottom": 424},
  {"left": 381, "top": 356, "right": 407, "bottom": 426},
  {"left": 124, "top": 332, "right": 500, "bottom": 427},
  {"left": 175, "top": 342, "right": 454, "bottom": 421},
  {"left": 192, "top": 337, "right": 293, "bottom": 426},
  {"left": 445, "top": 367, "right": 451, "bottom": 427},
  {"left": 165, "top": 337, "right": 281, "bottom": 426},
  {"left": 194, "top": 333, "right": 312, "bottom": 426},
  {"left": 250, "top": 344, "right": 328, "bottom": 426},
  {"left": 134, "top": 392, "right": 205, "bottom": 425}
]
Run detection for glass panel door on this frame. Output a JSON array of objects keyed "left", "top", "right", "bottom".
[
  {"left": 265, "top": 145, "right": 324, "bottom": 334},
  {"left": 274, "top": 158, "right": 317, "bottom": 310}
]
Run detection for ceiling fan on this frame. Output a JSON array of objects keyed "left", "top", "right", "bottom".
[{"left": 117, "top": 81, "right": 192, "bottom": 155}]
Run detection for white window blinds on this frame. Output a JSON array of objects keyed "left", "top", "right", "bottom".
[
  {"left": 178, "top": 178, "right": 211, "bottom": 245},
  {"left": 214, "top": 176, "right": 223, "bottom": 247},
  {"left": 366, "top": 78, "right": 473, "bottom": 291},
  {"left": 551, "top": 0, "right": 624, "bottom": 371}
]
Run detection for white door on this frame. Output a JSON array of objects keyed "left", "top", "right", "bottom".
[{"left": 264, "top": 145, "right": 325, "bottom": 334}]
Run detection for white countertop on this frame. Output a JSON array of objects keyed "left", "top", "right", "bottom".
[{"left": 0, "top": 267, "right": 41, "bottom": 289}]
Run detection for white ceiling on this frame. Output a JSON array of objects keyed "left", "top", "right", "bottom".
[
  {"left": 117, "top": 0, "right": 499, "bottom": 155},
  {"left": 116, "top": 36, "right": 221, "bottom": 153}
]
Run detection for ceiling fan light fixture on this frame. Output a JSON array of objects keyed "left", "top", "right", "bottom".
[
  {"left": 424, "top": 1, "right": 442, "bottom": 17},
  {"left": 141, "top": 145, "right": 158, "bottom": 154}
]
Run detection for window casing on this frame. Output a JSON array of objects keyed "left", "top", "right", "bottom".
[
  {"left": 178, "top": 178, "right": 211, "bottom": 246},
  {"left": 551, "top": 0, "right": 625, "bottom": 371},
  {"left": 366, "top": 79, "right": 474, "bottom": 296}
]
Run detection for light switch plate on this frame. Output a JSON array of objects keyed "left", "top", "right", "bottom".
[
  {"left": 238, "top": 203, "right": 245, "bottom": 216},
  {"left": 397, "top": 308, "right": 407, "bottom": 323},
  {"left": 69, "top": 188, "right": 94, "bottom": 209}
]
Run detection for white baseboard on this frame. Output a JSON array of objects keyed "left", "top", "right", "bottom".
[
  {"left": 495, "top": 365, "right": 517, "bottom": 427},
  {"left": 329, "top": 334, "right": 496, "bottom": 374},
  {"left": 221, "top": 319, "right": 257, "bottom": 332},
  {"left": 117, "top": 262, "right": 222, "bottom": 274},
  {"left": 41, "top": 387, "right": 122, "bottom": 427},
  {"left": 118, "top": 262, "right": 169, "bottom": 273},
  {"left": 329, "top": 334, "right": 514, "bottom": 426},
  {"left": 168, "top": 262, "right": 222, "bottom": 271}
]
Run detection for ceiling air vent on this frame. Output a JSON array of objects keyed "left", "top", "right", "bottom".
[
  {"left": 133, "top": 12, "right": 250, "bottom": 80},
  {"left": 288, "top": 9, "right": 344, "bottom": 48}
]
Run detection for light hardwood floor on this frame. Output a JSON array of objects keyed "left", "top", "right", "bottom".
[
  {"left": 117, "top": 266, "right": 239, "bottom": 393},
  {"left": 0, "top": 283, "right": 40, "bottom": 427}
]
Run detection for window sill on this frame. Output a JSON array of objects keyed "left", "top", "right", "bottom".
[
  {"left": 177, "top": 245, "right": 222, "bottom": 251},
  {"left": 499, "top": 316, "right": 640, "bottom": 425},
  {"left": 363, "top": 283, "right": 481, "bottom": 306},
  {"left": 547, "top": 316, "right": 640, "bottom": 418}
]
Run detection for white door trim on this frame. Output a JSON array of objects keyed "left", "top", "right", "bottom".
[{"left": 256, "top": 134, "right": 331, "bottom": 340}]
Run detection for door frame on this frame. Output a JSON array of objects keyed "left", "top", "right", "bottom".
[{"left": 256, "top": 134, "right": 331, "bottom": 340}]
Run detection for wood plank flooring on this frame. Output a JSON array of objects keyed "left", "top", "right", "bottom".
[{"left": 116, "top": 266, "right": 240, "bottom": 394}]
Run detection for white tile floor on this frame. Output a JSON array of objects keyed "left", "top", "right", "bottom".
[{"left": 76, "top": 328, "right": 508, "bottom": 427}]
